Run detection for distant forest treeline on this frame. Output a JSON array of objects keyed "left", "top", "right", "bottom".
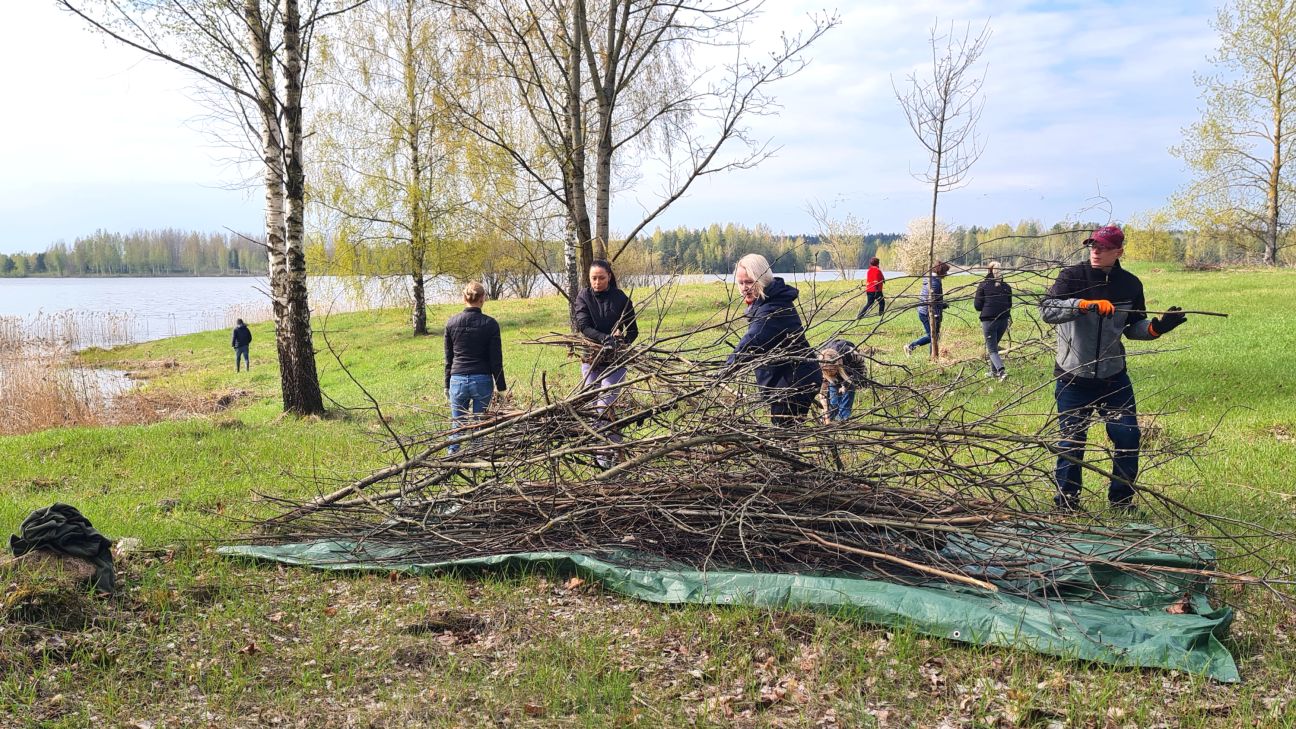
[
  {"left": 1, "top": 218, "right": 1271, "bottom": 279},
  {"left": 0, "top": 229, "right": 267, "bottom": 277}
]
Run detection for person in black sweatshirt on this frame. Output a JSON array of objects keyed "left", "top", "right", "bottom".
[
  {"left": 443, "top": 281, "right": 507, "bottom": 452},
  {"left": 573, "top": 260, "right": 638, "bottom": 464},
  {"left": 231, "top": 319, "right": 252, "bottom": 372},
  {"left": 973, "top": 261, "right": 1013, "bottom": 381}
]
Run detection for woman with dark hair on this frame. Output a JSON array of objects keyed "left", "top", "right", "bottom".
[
  {"left": 973, "top": 261, "right": 1013, "bottom": 380},
  {"left": 904, "top": 261, "right": 951, "bottom": 356},
  {"left": 727, "top": 253, "right": 822, "bottom": 427},
  {"left": 573, "top": 259, "right": 638, "bottom": 464},
  {"left": 858, "top": 257, "right": 886, "bottom": 317}
]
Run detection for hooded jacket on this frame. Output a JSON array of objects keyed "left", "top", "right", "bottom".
[
  {"left": 727, "top": 277, "right": 822, "bottom": 402},
  {"left": 1040, "top": 260, "right": 1157, "bottom": 381},
  {"left": 231, "top": 323, "right": 252, "bottom": 348}
]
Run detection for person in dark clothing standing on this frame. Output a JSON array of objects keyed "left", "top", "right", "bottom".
[
  {"left": 904, "top": 261, "right": 950, "bottom": 356},
  {"left": 727, "top": 253, "right": 822, "bottom": 427},
  {"left": 443, "top": 282, "right": 507, "bottom": 453},
  {"left": 573, "top": 260, "right": 638, "bottom": 464},
  {"left": 857, "top": 257, "right": 886, "bottom": 317},
  {"left": 973, "top": 261, "right": 1013, "bottom": 381},
  {"left": 1040, "top": 225, "right": 1187, "bottom": 512},
  {"left": 231, "top": 319, "right": 252, "bottom": 372}
]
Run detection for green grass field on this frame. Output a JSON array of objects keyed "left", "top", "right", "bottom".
[{"left": 2, "top": 264, "right": 1295, "bottom": 727}]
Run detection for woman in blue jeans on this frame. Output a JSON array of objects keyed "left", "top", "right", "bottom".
[
  {"left": 905, "top": 261, "right": 950, "bottom": 356},
  {"left": 443, "top": 281, "right": 507, "bottom": 453}
]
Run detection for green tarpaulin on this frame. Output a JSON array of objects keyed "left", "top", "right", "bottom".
[{"left": 219, "top": 528, "right": 1238, "bottom": 682}]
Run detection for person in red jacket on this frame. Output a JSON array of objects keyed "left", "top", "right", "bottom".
[{"left": 857, "top": 257, "right": 886, "bottom": 317}]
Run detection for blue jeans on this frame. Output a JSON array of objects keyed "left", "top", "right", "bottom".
[
  {"left": 826, "top": 385, "right": 855, "bottom": 421},
  {"left": 448, "top": 374, "right": 495, "bottom": 453},
  {"left": 234, "top": 345, "right": 249, "bottom": 372},
  {"left": 908, "top": 312, "right": 938, "bottom": 350},
  {"left": 1054, "top": 372, "right": 1140, "bottom": 507},
  {"left": 981, "top": 318, "right": 1008, "bottom": 375}
]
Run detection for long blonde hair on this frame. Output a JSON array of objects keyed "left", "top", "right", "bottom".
[{"left": 735, "top": 253, "right": 774, "bottom": 299}]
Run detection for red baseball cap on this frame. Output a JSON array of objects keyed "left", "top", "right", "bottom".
[{"left": 1084, "top": 225, "right": 1125, "bottom": 250}]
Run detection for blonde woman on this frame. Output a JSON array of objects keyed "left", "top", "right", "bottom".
[
  {"left": 727, "top": 253, "right": 822, "bottom": 426},
  {"left": 443, "top": 282, "right": 506, "bottom": 451}
]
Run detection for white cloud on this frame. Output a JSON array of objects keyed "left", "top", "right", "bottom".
[{"left": 1, "top": 1, "right": 1220, "bottom": 252}]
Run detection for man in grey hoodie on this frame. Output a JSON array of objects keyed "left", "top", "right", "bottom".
[{"left": 1040, "top": 226, "right": 1187, "bottom": 512}]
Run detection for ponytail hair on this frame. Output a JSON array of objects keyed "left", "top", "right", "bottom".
[{"left": 590, "top": 259, "right": 618, "bottom": 290}]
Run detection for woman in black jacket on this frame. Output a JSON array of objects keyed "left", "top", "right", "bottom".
[
  {"left": 443, "top": 281, "right": 507, "bottom": 452},
  {"left": 973, "top": 261, "right": 1012, "bottom": 381},
  {"left": 727, "top": 253, "right": 822, "bottom": 426},
  {"left": 573, "top": 260, "right": 638, "bottom": 462}
]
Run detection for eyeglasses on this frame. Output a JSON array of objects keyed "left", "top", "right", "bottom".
[{"left": 1083, "top": 241, "right": 1121, "bottom": 252}]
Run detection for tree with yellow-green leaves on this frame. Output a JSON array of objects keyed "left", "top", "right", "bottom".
[
  {"left": 1171, "top": 0, "right": 1296, "bottom": 266},
  {"left": 310, "top": 0, "right": 486, "bottom": 335}
]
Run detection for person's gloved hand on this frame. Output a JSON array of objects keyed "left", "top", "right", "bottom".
[
  {"left": 1151, "top": 306, "right": 1187, "bottom": 336},
  {"left": 1077, "top": 299, "right": 1115, "bottom": 316}
]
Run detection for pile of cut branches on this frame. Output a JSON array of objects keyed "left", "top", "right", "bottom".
[{"left": 250, "top": 276, "right": 1292, "bottom": 604}]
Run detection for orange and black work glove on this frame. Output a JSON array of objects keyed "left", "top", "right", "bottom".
[
  {"left": 1077, "top": 299, "right": 1115, "bottom": 316},
  {"left": 1150, "top": 306, "right": 1187, "bottom": 337}
]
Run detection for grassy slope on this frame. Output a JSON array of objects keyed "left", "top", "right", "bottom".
[{"left": 2, "top": 266, "right": 1295, "bottom": 727}]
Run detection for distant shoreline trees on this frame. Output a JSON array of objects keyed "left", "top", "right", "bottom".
[
  {"left": 0, "top": 229, "right": 267, "bottom": 278},
  {"left": 5, "top": 217, "right": 1285, "bottom": 280}
]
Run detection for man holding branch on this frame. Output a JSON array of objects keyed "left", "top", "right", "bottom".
[{"left": 1040, "top": 225, "right": 1188, "bottom": 512}]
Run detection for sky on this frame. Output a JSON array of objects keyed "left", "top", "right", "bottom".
[{"left": 0, "top": 1, "right": 1219, "bottom": 254}]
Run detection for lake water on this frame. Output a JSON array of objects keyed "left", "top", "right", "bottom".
[
  {"left": 0, "top": 268, "right": 906, "bottom": 348},
  {"left": 0, "top": 276, "right": 413, "bottom": 348}
]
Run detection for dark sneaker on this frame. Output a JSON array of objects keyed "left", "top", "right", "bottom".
[
  {"left": 1053, "top": 493, "right": 1081, "bottom": 513},
  {"left": 1108, "top": 501, "right": 1148, "bottom": 520}
]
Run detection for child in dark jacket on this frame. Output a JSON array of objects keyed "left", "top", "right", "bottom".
[{"left": 817, "top": 339, "right": 868, "bottom": 422}]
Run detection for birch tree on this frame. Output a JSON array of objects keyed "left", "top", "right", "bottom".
[
  {"left": 446, "top": 0, "right": 836, "bottom": 319},
  {"left": 1170, "top": 0, "right": 1296, "bottom": 265},
  {"left": 311, "top": 0, "right": 477, "bottom": 335},
  {"left": 896, "top": 19, "right": 990, "bottom": 359},
  {"left": 56, "top": 0, "right": 345, "bottom": 414}
]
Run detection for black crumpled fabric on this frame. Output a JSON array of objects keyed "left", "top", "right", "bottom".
[{"left": 9, "top": 503, "right": 115, "bottom": 592}]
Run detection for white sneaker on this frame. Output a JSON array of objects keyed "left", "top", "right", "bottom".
[{"left": 904, "top": 343, "right": 915, "bottom": 357}]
